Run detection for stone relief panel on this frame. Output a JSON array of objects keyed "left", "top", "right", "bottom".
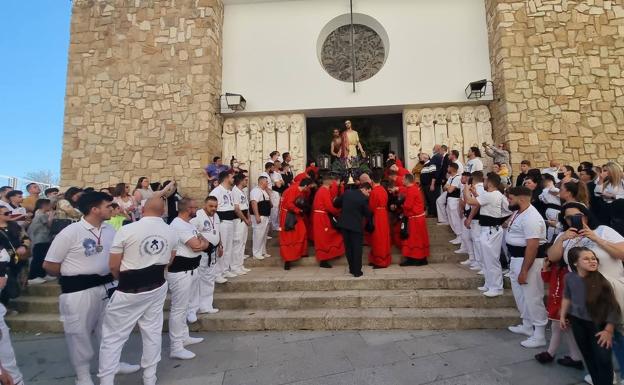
[
  {"left": 276, "top": 115, "right": 291, "bottom": 154},
  {"left": 222, "top": 119, "right": 237, "bottom": 163}
]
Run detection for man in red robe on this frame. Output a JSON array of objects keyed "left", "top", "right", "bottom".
[
  {"left": 312, "top": 174, "right": 344, "bottom": 268},
  {"left": 279, "top": 179, "right": 313, "bottom": 270},
  {"left": 368, "top": 172, "right": 392, "bottom": 268},
  {"left": 400, "top": 174, "right": 430, "bottom": 266}
]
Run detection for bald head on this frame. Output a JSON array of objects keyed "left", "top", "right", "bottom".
[
  {"left": 359, "top": 173, "right": 371, "bottom": 184},
  {"left": 433, "top": 144, "right": 441, "bottom": 154},
  {"left": 142, "top": 197, "right": 165, "bottom": 217}
]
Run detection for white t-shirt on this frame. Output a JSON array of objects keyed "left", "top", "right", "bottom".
[
  {"left": 232, "top": 186, "right": 249, "bottom": 211},
  {"left": 170, "top": 217, "right": 200, "bottom": 258},
  {"left": 595, "top": 181, "right": 624, "bottom": 202},
  {"left": 466, "top": 158, "right": 483, "bottom": 173},
  {"left": 110, "top": 216, "right": 177, "bottom": 271},
  {"left": 505, "top": 205, "right": 547, "bottom": 247},
  {"left": 451, "top": 160, "right": 464, "bottom": 175},
  {"left": 476, "top": 190, "right": 510, "bottom": 218},
  {"left": 250, "top": 187, "right": 270, "bottom": 203},
  {"left": 259, "top": 172, "right": 273, "bottom": 188},
  {"left": 209, "top": 185, "right": 234, "bottom": 211},
  {"left": 445, "top": 175, "right": 462, "bottom": 198},
  {"left": 45, "top": 218, "right": 115, "bottom": 276},
  {"left": 191, "top": 209, "right": 220, "bottom": 246}
]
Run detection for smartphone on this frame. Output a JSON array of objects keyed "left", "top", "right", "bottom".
[{"left": 569, "top": 215, "right": 583, "bottom": 231}]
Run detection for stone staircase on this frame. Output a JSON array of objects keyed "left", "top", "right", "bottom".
[{"left": 7, "top": 219, "right": 519, "bottom": 332}]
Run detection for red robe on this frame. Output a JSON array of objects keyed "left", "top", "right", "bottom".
[
  {"left": 279, "top": 185, "right": 307, "bottom": 262},
  {"left": 401, "top": 184, "right": 430, "bottom": 259},
  {"left": 368, "top": 185, "right": 392, "bottom": 267},
  {"left": 312, "top": 187, "right": 344, "bottom": 261}
]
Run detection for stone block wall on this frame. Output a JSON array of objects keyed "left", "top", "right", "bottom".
[
  {"left": 486, "top": 0, "right": 624, "bottom": 171},
  {"left": 61, "top": 0, "right": 223, "bottom": 198}
]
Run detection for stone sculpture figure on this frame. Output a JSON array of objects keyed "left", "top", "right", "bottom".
[
  {"left": 222, "top": 118, "right": 237, "bottom": 161},
  {"left": 249, "top": 117, "right": 264, "bottom": 186},
  {"left": 404, "top": 109, "right": 421, "bottom": 170},
  {"left": 262, "top": 116, "right": 277, "bottom": 160},
  {"left": 289, "top": 114, "right": 305, "bottom": 173},
  {"left": 235, "top": 118, "right": 250, "bottom": 165},
  {"left": 446, "top": 106, "right": 464, "bottom": 161},
  {"left": 433, "top": 108, "right": 448, "bottom": 148},
  {"left": 276, "top": 115, "right": 290, "bottom": 154},
  {"left": 419, "top": 108, "right": 436, "bottom": 156},
  {"left": 460, "top": 107, "right": 478, "bottom": 157},
  {"left": 475, "top": 105, "right": 494, "bottom": 170}
]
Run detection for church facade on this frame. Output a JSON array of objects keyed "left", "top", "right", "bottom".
[{"left": 61, "top": 0, "right": 624, "bottom": 197}]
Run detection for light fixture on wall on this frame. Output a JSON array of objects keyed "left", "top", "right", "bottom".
[
  {"left": 219, "top": 93, "right": 247, "bottom": 112},
  {"left": 465, "top": 80, "right": 493, "bottom": 100}
]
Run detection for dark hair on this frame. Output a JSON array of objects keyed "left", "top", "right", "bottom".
[
  {"left": 559, "top": 202, "right": 600, "bottom": 230},
  {"left": 178, "top": 197, "right": 193, "bottom": 212},
  {"left": 77, "top": 191, "right": 113, "bottom": 215},
  {"left": 469, "top": 147, "right": 481, "bottom": 157},
  {"left": 389, "top": 150, "right": 396, "bottom": 155},
  {"left": 404, "top": 174, "right": 415, "bottom": 184},
  {"left": 471, "top": 171, "right": 484, "bottom": 182},
  {"left": 26, "top": 182, "right": 38, "bottom": 191},
  {"left": 542, "top": 173, "right": 555, "bottom": 183},
  {"left": 135, "top": 177, "right": 148, "bottom": 190},
  {"left": 441, "top": 145, "right": 448, "bottom": 151},
  {"left": 83, "top": 187, "right": 95, "bottom": 193},
  {"left": 563, "top": 165, "right": 578, "bottom": 179},
  {"left": 527, "top": 168, "right": 542, "bottom": 179},
  {"left": 580, "top": 168, "right": 597, "bottom": 180},
  {"left": 233, "top": 173, "right": 246, "bottom": 186},
  {"left": 0, "top": 186, "right": 12, "bottom": 195},
  {"left": 578, "top": 161, "right": 593, "bottom": 172},
  {"left": 451, "top": 150, "right": 460, "bottom": 159},
  {"left": 299, "top": 178, "right": 313, "bottom": 188},
  {"left": 34, "top": 198, "right": 51, "bottom": 212},
  {"left": 6, "top": 190, "right": 23, "bottom": 200},
  {"left": 462, "top": 172, "right": 471, "bottom": 177},
  {"left": 264, "top": 162, "right": 274, "bottom": 170},
  {"left": 360, "top": 182, "right": 372, "bottom": 190},
  {"left": 113, "top": 183, "right": 127, "bottom": 197},
  {"left": 371, "top": 169, "right": 384, "bottom": 183},
  {"left": 205, "top": 196, "right": 218, "bottom": 203},
  {"left": 282, "top": 152, "right": 291, "bottom": 159},
  {"left": 307, "top": 160, "right": 316, "bottom": 167},
  {"left": 213, "top": 156, "right": 221, "bottom": 163},
  {"left": 150, "top": 182, "right": 161, "bottom": 192},
  {"left": 448, "top": 163, "right": 459, "bottom": 172},
  {"left": 520, "top": 160, "right": 531, "bottom": 166},
  {"left": 486, "top": 172, "right": 501, "bottom": 189},
  {"left": 562, "top": 180, "right": 589, "bottom": 207},
  {"left": 64, "top": 187, "right": 83, "bottom": 205},
  {"left": 110, "top": 202, "right": 120, "bottom": 209},
  {"left": 507, "top": 186, "right": 532, "bottom": 197},
  {"left": 270, "top": 151, "right": 279, "bottom": 158},
  {"left": 44, "top": 187, "right": 59, "bottom": 196},
  {"left": 218, "top": 170, "right": 231, "bottom": 184}
]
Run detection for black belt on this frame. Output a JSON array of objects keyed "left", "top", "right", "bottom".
[
  {"left": 59, "top": 273, "right": 114, "bottom": 294},
  {"left": 506, "top": 243, "right": 547, "bottom": 259},
  {"left": 241, "top": 209, "right": 249, "bottom": 216},
  {"left": 479, "top": 215, "right": 507, "bottom": 227},
  {"left": 168, "top": 255, "right": 201, "bottom": 273},
  {"left": 217, "top": 210, "right": 236, "bottom": 221},
  {"left": 447, "top": 190, "right": 461, "bottom": 199},
  {"left": 544, "top": 203, "right": 562, "bottom": 211},
  {"left": 258, "top": 200, "right": 271, "bottom": 216},
  {"left": 117, "top": 264, "right": 167, "bottom": 293}
]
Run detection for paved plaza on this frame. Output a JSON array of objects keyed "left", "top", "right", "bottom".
[{"left": 14, "top": 329, "right": 597, "bottom": 385}]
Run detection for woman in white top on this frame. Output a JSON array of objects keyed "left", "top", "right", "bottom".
[
  {"left": 595, "top": 162, "right": 624, "bottom": 204},
  {"left": 113, "top": 183, "right": 137, "bottom": 222},
  {"left": 132, "top": 177, "right": 153, "bottom": 219},
  {"left": 539, "top": 174, "right": 561, "bottom": 241}
]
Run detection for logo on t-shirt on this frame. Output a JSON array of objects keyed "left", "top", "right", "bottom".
[
  {"left": 82, "top": 239, "right": 99, "bottom": 257},
  {"left": 140, "top": 236, "right": 169, "bottom": 257}
]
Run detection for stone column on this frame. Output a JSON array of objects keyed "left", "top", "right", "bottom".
[
  {"left": 61, "top": 0, "right": 224, "bottom": 198},
  {"left": 485, "top": 0, "right": 624, "bottom": 171}
]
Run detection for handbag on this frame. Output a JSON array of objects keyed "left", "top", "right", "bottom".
[
  {"left": 400, "top": 216, "right": 409, "bottom": 240},
  {"left": 284, "top": 211, "right": 298, "bottom": 231},
  {"left": 50, "top": 218, "right": 74, "bottom": 237}
]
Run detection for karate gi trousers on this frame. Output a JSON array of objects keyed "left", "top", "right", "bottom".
[
  {"left": 270, "top": 191, "right": 281, "bottom": 230},
  {"left": 479, "top": 225, "right": 504, "bottom": 293},
  {"left": 231, "top": 218, "right": 248, "bottom": 272},
  {"left": 509, "top": 257, "right": 548, "bottom": 329},
  {"left": 470, "top": 220, "right": 483, "bottom": 269},
  {"left": 446, "top": 197, "right": 463, "bottom": 237},
  {"left": 460, "top": 217, "right": 475, "bottom": 262},
  {"left": 166, "top": 269, "right": 198, "bottom": 352},
  {"left": 188, "top": 252, "right": 218, "bottom": 314},
  {"left": 0, "top": 304, "right": 23, "bottom": 385},
  {"left": 216, "top": 219, "right": 234, "bottom": 276},
  {"left": 252, "top": 216, "right": 270, "bottom": 258},
  {"left": 435, "top": 191, "right": 448, "bottom": 224},
  {"left": 98, "top": 282, "right": 168, "bottom": 385}
]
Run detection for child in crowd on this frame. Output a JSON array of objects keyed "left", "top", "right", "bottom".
[
  {"left": 539, "top": 173, "right": 561, "bottom": 242},
  {"left": 106, "top": 203, "right": 126, "bottom": 230},
  {"left": 561, "top": 247, "right": 621, "bottom": 385}
]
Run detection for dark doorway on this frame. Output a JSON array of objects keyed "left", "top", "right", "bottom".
[{"left": 306, "top": 114, "right": 404, "bottom": 163}]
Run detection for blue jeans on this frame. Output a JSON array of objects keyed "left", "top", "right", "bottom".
[{"left": 613, "top": 330, "right": 624, "bottom": 374}]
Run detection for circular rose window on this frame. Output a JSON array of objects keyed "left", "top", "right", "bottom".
[{"left": 320, "top": 23, "right": 386, "bottom": 83}]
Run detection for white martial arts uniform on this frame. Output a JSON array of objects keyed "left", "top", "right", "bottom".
[
  {"left": 465, "top": 183, "right": 485, "bottom": 270},
  {"left": 435, "top": 190, "right": 449, "bottom": 224},
  {"left": 445, "top": 175, "right": 463, "bottom": 237},
  {"left": 539, "top": 186, "right": 561, "bottom": 242},
  {"left": 250, "top": 187, "right": 271, "bottom": 258},
  {"left": 167, "top": 217, "right": 202, "bottom": 353},
  {"left": 210, "top": 185, "right": 235, "bottom": 277},
  {"left": 505, "top": 205, "right": 548, "bottom": 340},
  {"left": 476, "top": 190, "right": 510, "bottom": 294},
  {"left": 465, "top": 158, "right": 483, "bottom": 173},
  {"left": 231, "top": 185, "right": 249, "bottom": 273},
  {"left": 45, "top": 219, "right": 116, "bottom": 385},
  {"left": 98, "top": 216, "right": 177, "bottom": 385},
  {"left": 268, "top": 172, "right": 283, "bottom": 230},
  {"left": 189, "top": 212, "right": 220, "bottom": 314},
  {"left": 0, "top": 249, "right": 23, "bottom": 385}
]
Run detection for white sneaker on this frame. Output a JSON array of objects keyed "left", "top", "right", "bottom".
[
  {"left": 117, "top": 362, "right": 140, "bottom": 374},
  {"left": 477, "top": 270, "right": 484, "bottom": 275},
  {"left": 520, "top": 336, "right": 547, "bottom": 348},
  {"left": 215, "top": 276, "right": 228, "bottom": 284},
  {"left": 143, "top": 375, "right": 157, "bottom": 385},
  {"left": 263, "top": 254, "right": 272, "bottom": 258},
  {"left": 460, "top": 259, "right": 473, "bottom": 265},
  {"left": 232, "top": 269, "right": 247, "bottom": 276},
  {"left": 242, "top": 267, "right": 251, "bottom": 273},
  {"left": 198, "top": 307, "right": 219, "bottom": 314},
  {"left": 454, "top": 249, "right": 468, "bottom": 254},
  {"left": 584, "top": 374, "right": 593, "bottom": 385},
  {"left": 223, "top": 271, "right": 237, "bottom": 278},
  {"left": 267, "top": 236, "right": 273, "bottom": 239},
  {"left": 170, "top": 348, "right": 196, "bottom": 360},
  {"left": 483, "top": 290, "right": 503, "bottom": 298},
  {"left": 469, "top": 265, "right": 481, "bottom": 270},
  {"left": 504, "top": 272, "right": 511, "bottom": 278},
  {"left": 187, "top": 312, "right": 198, "bottom": 323},
  {"left": 449, "top": 238, "right": 462, "bottom": 245},
  {"left": 243, "top": 254, "right": 250, "bottom": 259},
  {"left": 508, "top": 324, "right": 533, "bottom": 336},
  {"left": 183, "top": 336, "right": 204, "bottom": 346},
  {"left": 477, "top": 286, "right": 488, "bottom": 292},
  {"left": 437, "top": 222, "right": 449, "bottom": 226},
  {"left": 43, "top": 275, "right": 57, "bottom": 281},
  {"left": 75, "top": 378, "right": 95, "bottom": 385},
  {"left": 27, "top": 277, "right": 46, "bottom": 285},
  {"left": 253, "top": 255, "right": 265, "bottom": 260}
]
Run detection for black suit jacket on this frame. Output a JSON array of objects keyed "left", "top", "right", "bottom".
[
  {"left": 430, "top": 153, "right": 444, "bottom": 186},
  {"left": 335, "top": 189, "right": 372, "bottom": 233}
]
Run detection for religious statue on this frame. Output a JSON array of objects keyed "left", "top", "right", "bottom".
[
  {"left": 460, "top": 106, "right": 478, "bottom": 157},
  {"left": 235, "top": 118, "right": 250, "bottom": 165},
  {"left": 446, "top": 106, "right": 464, "bottom": 161},
  {"left": 404, "top": 109, "right": 421, "bottom": 170},
  {"left": 289, "top": 114, "right": 305, "bottom": 173},
  {"left": 475, "top": 105, "right": 493, "bottom": 146},
  {"left": 330, "top": 128, "right": 342, "bottom": 158},
  {"left": 419, "top": 108, "right": 435, "bottom": 156},
  {"left": 222, "top": 118, "right": 237, "bottom": 160},
  {"left": 276, "top": 115, "right": 290, "bottom": 154},
  {"left": 262, "top": 116, "right": 277, "bottom": 159},
  {"left": 433, "top": 108, "right": 448, "bottom": 147},
  {"left": 249, "top": 117, "right": 263, "bottom": 186},
  {"left": 338, "top": 120, "right": 366, "bottom": 159}
]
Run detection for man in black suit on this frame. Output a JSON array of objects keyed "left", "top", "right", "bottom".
[
  {"left": 426, "top": 145, "right": 444, "bottom": 217},
  {"left": 335, "top": 183, "right": 373, "bottom": 277}
]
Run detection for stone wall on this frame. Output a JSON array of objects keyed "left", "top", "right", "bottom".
[
  {"left": 486, "top": 0, "right": 624, "bottom": 171},
  {"left": 61, "top": 0, "right": 223, "bottom": 198}
]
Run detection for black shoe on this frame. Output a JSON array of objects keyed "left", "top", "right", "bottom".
[
  {"left": 414, "top": 259, "right": 428, "bottom": 266},
  {"left": 284, "top": 262, "right": 291, "bottom": 271},
  {"left": 399, "top": 259, "right": 417, "bottom": 266},
  {"left": 372, "top": 264, "right": 386, "bottom": 269},
  {"left": 556, "top": 356, "right": 583, "bottom": 370},
  {"left": 368, "top": 263, "right": 375, "bottom": 267},
  {"left": 534, "top": 351, "right": 554, "bottom": 364},
  {"left": 320, "top": 261, "right": 332, "bottom": 268},
  {"left": 352, "top": 271, "right": 363, "bottom": 277}
]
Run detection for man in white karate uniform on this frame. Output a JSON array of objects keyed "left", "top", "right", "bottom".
[
  {"left": 188, "top": 196, "right": 222, "bottom": 321},
  {"left": 44, "top": 192, "right": 139, "bottom": 385},
  {"left": 444, "top": 163, "right": 463, "bottom": 245},
  {"left": 505, "top": 187, "right": 548, "bottom": 348},
  {"left": 231, "top": 173, "right": 251, "bottom": 275},
  {"left": 250, "top": 176, "right": 272, "bottom": 260},
  {"left": 209, "top": 171, "right": 236, "bottom": 281},
  {"left": 463, "top": 171, "right": 486, "bottom": 274},
  {"left": 0, "top": 247, "right": 23, "bottom": 385},
  {"left": 98, "top": 197, "right": 177, "bottom": 385},
  {"left": 168, "top": 198, "right": 209, "bottom": 360}
]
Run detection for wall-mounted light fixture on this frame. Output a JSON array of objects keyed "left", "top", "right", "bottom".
[{"left": 465, "top": 80, "right": 493, "bottom": 100}]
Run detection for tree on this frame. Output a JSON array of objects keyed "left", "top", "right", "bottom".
[{"left": 24, "top": 170, "right": 59, "bottom": 186}]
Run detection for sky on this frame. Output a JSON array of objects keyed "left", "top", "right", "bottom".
[{"left": 0, "top": 1, "right": 72, "bottom": 184}]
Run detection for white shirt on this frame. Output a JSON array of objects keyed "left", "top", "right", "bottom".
[
  {"left": 445, "top": 175, "right": 461, "bottom": 198},
  {"left": 45, "top": 218, "right": 115, "bottom": 276},
  {"left": 209, "top": 185, "right": 234, "bottom": 211},
  {"left": 595, "top": 181, "right": 624, "bottom": 202},
  {"left": 259, "top": 172, "right": 273, "bottom": 188},
  {"left": 466, "top": 158, "right": 483, "bottom": 173},
  {"left": 270, "top": 172, "right": 284, "bottom": 185},
  {"left": 539, "top": 186, "right": 561, "bottom": 206},
  {"left": 250, "top": 187, "right": 270, "bottom": 203},
  {"left": 110, "top": 216, "right": 177, "bottom": 271},
  {"left": 476, "top": 190, "right": 510, "bottom": 218},
  {"left": 170, "top": 217, "right": 200, "bottom": 258},
  {"left": 0, "top": 200, "right": 12, "bottom": 213},
  {"left": 451, "top": 160, "right": 464, "bottom": 175},
  {"left": 191, "top": 209, "right": 220, "bottom": 246},
  {"left": 232, "top": 186, "right": 249, "bottom": 211},
  {"left": 505, "top": 205, "right": 547, "bottom": 247}
]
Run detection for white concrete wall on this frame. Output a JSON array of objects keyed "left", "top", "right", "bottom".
[{"left": 222, "top": 0, "right": 491, "bottom": 114}]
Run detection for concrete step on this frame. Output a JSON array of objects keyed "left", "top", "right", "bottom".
[
  {"left": 13, "top": 289, "right": 516, "bottom": 314},
  {"left": 6, "top": 307, "right": 519, "bottom": 333}
]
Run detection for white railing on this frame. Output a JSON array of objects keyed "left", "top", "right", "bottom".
[{"left": 0, "top": 175, "right": 59, "bottom": 191}]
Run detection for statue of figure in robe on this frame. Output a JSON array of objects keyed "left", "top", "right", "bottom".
[
  {"left": 419, "top": 108, "right": 435, "bottom": 156},
  {"left": 460, "top": 107, "right": 478, "bottom": 158},
  {"left": 276, "top": 115, "right": 290, "bottom": 154},
  {"left": 446, "top": 106, "right": 464, "bottom": 162},
  {"left": 404, "top": 110, "right": 421, "bottom": 170},
  {"left": 262, "top": 116, "right": 277, "bottom": 159},
  {"left": 433, "top": 108, "right": 448, "bottom": 147},
  {"left": 235, "top": 118, "right": 250, "bottom": 166},
  {"left": 339, "top": 119, "right": 366, "bottom": 160},
  {"left": 222, "top": 119, "right": 237, "bottom": 161},
  {"left": 289, "top": 114, "right": 306, "bottom": 173}
]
